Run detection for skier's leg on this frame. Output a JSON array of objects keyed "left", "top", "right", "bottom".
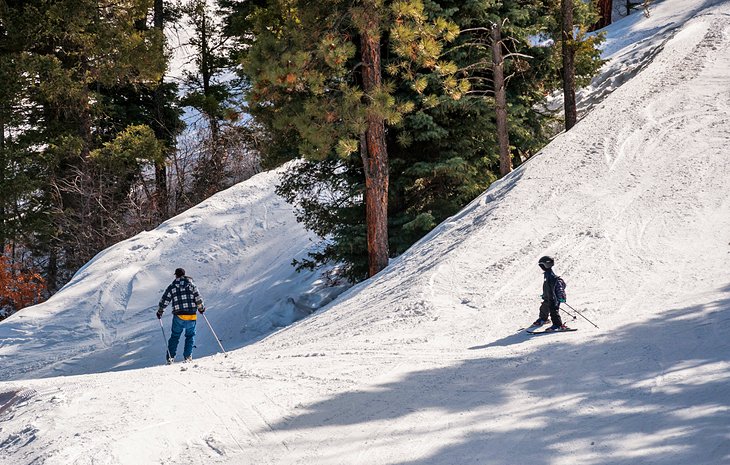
[
  {"left": 550, "top": 305, "right": 563, "bottom": 327},
  {"left": 168, "top": 316, "right": 183, "bottom": 358},
  {"left": 183, "top": 320, "right": 196, "bottom": 359},
  {"left": 539, "top": 300, "right": 551, "bottom": 322}
]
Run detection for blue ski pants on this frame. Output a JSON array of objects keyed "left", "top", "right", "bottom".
[{"left": 167, "top": 315, "right": 196, "bottom": 359}]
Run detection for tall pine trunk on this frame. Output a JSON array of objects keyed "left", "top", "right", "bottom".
[
  {"left": 200, "top": 8, "right": 222, "bottom": 183},
  {"left": 360, "top": 19, "right": 389, "bottom": 277},
  {"left": 562, "top": 0, "right": 577, "bottom": 130},
  {"left": 594, "top": 0, "right": 613, "bottom": 30},
  {"left": 491, "top": 22, "right": 511, "bottom": 176},
  {"left": 0, "top": 117, "right": 5, "bottom": 252},
  {"left": 153, "top": 0, "right": 168, "bottom": 218}
]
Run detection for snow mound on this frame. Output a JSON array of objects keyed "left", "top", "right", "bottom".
[{"left": 0, "top": 166, "right": 345, "bottom": 380}]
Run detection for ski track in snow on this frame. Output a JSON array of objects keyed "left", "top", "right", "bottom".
[{"left": 2, "top": 1, "right": 730, "bottom": 464}]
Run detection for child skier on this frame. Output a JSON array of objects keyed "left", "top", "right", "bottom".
[
  {"left": 157, "top": 268, "right": 206, "bottom": 363},
  {"left": 532, "top": 256, "right": 570, "bottom": 332}
]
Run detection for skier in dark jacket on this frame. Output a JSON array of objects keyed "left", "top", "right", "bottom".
[
  {"left": 532, "top": 256, "right": 570, "bottom": 331},
  {"left": 157, "top": 268, "right": 206, "bottom": 363}
]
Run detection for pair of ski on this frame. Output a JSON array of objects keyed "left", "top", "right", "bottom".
[
  {"left": 526, "top": 325, "right": 577, "bottom": 335},
  {"left": 166, "top": 359, "right": 196, "bottom": 371}
]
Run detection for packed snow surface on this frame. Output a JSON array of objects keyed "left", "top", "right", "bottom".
[{"left": 1, "top": 1, "right": 730, "bottom": 464}]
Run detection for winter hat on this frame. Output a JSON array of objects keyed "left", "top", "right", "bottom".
[{"left": 175, "top": 268, "right": 186, "bottom": 278}]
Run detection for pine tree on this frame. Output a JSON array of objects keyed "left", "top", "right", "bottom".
[
  {"left": 180, "top": 0, "right": 246, "bottom": 201},
  {"left": 244, "top": 0, "right": 464, "bottom": 277},
  {"left": 491, "top": 21, "right": 512, "bottom": 175},
  {"left": 0, "top": 0, "right": 171, "bottom": 289},
  {"left": 438, "top": 0, "right": 577, "bottom": 167},
  {"left": 276, "top": 157, "right": 368, "bottom": 280},
  {"left": 241, "top": 0, "right": 604, "bottom": 281},
  {"left": 152, "top": 0, "right": 173, "bottom": 219},
  {"left": 530, "top": 0, "right": 604, "bottom": 131}
]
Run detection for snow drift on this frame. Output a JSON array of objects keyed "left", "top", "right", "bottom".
[{"left": 0, "top": 167, "right": 345, "bottom": 380}]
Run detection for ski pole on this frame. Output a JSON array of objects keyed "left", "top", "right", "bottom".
[
  {"left": 201, "top": 312, "right": 227, "bottom": 357},
  {"left": 158, "top": 318, "right": 173, "bottom": 361},
  {"left": 562, "top": 302, "right": 599, "bottom": 329},
  {"left": 559, "top": 305, "right": 579, "bottom": 321}
]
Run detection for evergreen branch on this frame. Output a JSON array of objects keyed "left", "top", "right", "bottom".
[
  {"left": 461, "top": 76, "right": 495, "bottom": 83},
  {"left": 464, "top": 89, "right": 496, "bottom": 96},
  {"left": 459, "top": 27, "right": 493, "bottom": 35},
  {"left": 503, "top": 52, "right": 534, "bottom": 60},
  {"left": 456, "top": 60, "right": 494, "bottom": 72},
  {"left": 439, "top": 42, "right": 491, "bottom": 57}
]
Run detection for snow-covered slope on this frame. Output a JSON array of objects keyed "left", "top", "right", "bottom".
[
  {"left": 0, "top": 167, "right": 344, "bottom": 380},
  {"left": 2, "top": 1, "right": 730, "bottom": 464}
]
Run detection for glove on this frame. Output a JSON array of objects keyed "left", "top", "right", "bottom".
[
  {"left": 559, "top": 298, "right": 566, "bottom": 303},
  {"left": 156, "top": 308, "right": 164, "bottom": 319},
  {"left": 198, "top": 305, "right": 206, "bottom": 314}
]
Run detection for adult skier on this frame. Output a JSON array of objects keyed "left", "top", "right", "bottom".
[
  {"left": 157, "top": 268, "right": 206, "bottom": 363},
  {"left": 532, "top": 256, "right": 570, "bottom": 332}
]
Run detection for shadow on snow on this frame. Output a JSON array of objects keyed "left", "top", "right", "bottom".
[{"left": 269, "top": 286, "right": 730, "bottom": 465}]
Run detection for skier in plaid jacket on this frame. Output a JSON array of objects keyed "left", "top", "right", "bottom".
[{"left": 157, "top": 268, "right": 206, "bottom": 363}]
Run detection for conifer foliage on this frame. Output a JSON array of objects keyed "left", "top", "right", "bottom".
[
  {"left": 0, "top": 0, "right": 176, "bottom": 290},
  {"left": 1, "top": 0, "right": 262, "bottom": 298},
  {"left": 245, "top": 0, "right": 466, "bottom": 277},
  {"left": 243, "top": 0, "right": 605, "bottom": 281},
  {"left": 0, "top": 0, "right": 608, "bottom": 303}
]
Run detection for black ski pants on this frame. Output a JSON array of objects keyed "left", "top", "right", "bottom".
[{"left": 539, "top": 300, "right": 563, "bottom": 326}]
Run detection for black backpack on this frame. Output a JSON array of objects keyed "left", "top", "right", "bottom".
[{"left": 555, "top": 276, "right": 567, "bottom": 301}]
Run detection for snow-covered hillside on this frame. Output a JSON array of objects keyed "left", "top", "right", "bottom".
[
  {"left": 0, "top": 167, "right": 345, "bottom": 380},
  {"left": 1, "top": 1, "right": 730, "bottom": 464}
]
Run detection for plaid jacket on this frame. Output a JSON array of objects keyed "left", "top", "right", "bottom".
[{"left": 159, "top": 277, "right": 204, "bottom": 316}]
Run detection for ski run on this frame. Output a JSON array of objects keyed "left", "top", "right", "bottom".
[{"left": 1, "top": 1, "right": 730, "bottom": 464}]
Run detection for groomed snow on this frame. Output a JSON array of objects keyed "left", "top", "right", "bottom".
[{"left": 1, "top": 1, "right": 729, "bottom": 464}]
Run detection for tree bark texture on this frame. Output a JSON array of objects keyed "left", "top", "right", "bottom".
[
  {"left": 562, "top": 0, "right": 578, "bottom": 130},
  {"left": 199, "top": 7, "right": 218, "bottom": 146},
  {"left": 153, "top": 0, "right": 168, "bottom": 218},
  {"left": 491, "top": 22, "right": 512, "bottom": 176},
  {"left": 359, "top": 21, "right": 389, "bottom": 277},
  {"left": 0, "top": 118, "right": 5, "bottom": 251},
  {"left": 197, "top": 2, "right": 223, "bottom": 197},
  {"left": 47, "top": 248, "right": 58, "bottom": 293},
  {"left": 594, "top": 0, "right": 613, "bottom": 30}
]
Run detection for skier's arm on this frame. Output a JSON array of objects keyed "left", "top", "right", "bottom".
[
  {"left": 554, "top": 279, "right": 566, "bottom": 304},
  {"left": 158, "top": 285, "right": 174, "bottom": 311},
  {"left": 191, "top": 283, "right": 205, "bottom": 312}
]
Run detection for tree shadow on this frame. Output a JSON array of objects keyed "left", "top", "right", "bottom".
[{"left": 268, "top": 287, "right": 730, "bottom": 464}]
